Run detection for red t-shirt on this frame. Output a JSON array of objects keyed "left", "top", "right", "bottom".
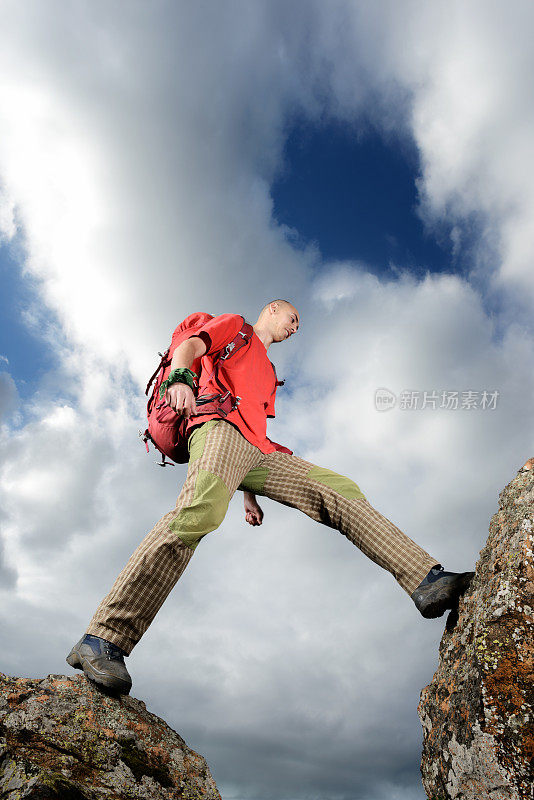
[{"left": 184, "top": 313, "right": 292, "bottom": 455}]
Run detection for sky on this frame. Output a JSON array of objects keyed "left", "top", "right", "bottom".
[{"left": 1, "top": 2, "right": 533, "bottom": 799}]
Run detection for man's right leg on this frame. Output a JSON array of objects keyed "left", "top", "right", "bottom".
[{"left": 69, "top": 420, "right": 261, "bottom": 688}]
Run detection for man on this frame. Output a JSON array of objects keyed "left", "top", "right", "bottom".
[{"left": 67, "top": 300, "right": 473, "bottom": 694}]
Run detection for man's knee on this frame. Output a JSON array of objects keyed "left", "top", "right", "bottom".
[
  {"left": 305, "top": 465, "right": 366, "bottom": 501},
  {"left": 169, "top": 469, "right": 230, "bottom": 550}
]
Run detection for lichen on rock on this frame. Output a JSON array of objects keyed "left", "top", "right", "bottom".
[
  {"left": 0, "top": 672, "right": 221, "bottom": 799},
  {"left": 418, "top": 458, "right": 534, "bottom": 800}
]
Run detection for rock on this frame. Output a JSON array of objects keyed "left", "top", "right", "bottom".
[
  {"left": 418, "top": 458, "right": 534, "bottom": 800},
  {"left": 0, "top": 672, "right": 221, "bottom": 799}
]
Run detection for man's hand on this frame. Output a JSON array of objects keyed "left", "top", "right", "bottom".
[
  {"left": 244, "top": 491, "right": 264, "bottom": 526},
  {"left": 165, "top": 382, "right": 197, "bottom": 418}
]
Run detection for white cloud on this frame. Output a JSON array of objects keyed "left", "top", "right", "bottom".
[
  {"left": 0, "top": 184, "right": 16, "bottom": 241},
  {"left": 393, "top": 1, "right": 534, "bottom": 314},
  {"left": 1, "top": 3, "right": 534, "bottom": 799},
  {"left": 0, "top": 0, "right": 318, "bottom": 380}
]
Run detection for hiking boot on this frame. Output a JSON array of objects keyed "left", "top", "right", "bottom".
[
  {"left": 66, "top": 634, "right": 132, "bottom": 694},
  {"left": 411, "top": 565, "right": 475, "bottom": 619}
]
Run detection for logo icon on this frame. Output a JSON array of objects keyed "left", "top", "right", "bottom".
[{"left": 374, "top": 388, "right": 396, "bottom": 412}]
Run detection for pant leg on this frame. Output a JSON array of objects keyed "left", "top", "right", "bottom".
[
  {"left": 86, "top": 420, "right": 261, "bottom": 653},
  {"left": 240, "top": 452, "right": 437, "bottom": 596}
]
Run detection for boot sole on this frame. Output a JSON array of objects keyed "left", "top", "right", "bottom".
[
  {"left": 66, "top": 646, "right": 132, "bottom": 695},
  {"left": 417, "top": 572, "right": 474, "bottom": 619}
]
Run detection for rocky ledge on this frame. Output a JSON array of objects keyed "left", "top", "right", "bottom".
[
  {"left": 418, "top": 458, "right": 534, "bottom": 800},
  {"left": 0, "top": 672, "right": 221, "bottom": 799}
]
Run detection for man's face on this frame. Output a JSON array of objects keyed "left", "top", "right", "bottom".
[{"left": 272, "top": 303, "right": 300, "bottom": 342}]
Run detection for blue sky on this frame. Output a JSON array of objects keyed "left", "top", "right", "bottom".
[
  {"left": 273, "top": 120, "right": 453, "bottom": 274},
  {"left": 0, "top": 241, "right": 58, "bottom": 396},
  {"left": 1, "top": 3, "right": 533, "bottom": 800}
]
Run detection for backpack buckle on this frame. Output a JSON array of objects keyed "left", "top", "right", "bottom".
[
  {"left": 221, "top": 342, "right": 235, "bottom": 360},
  {"left": 139, "top": 429, "right": 150, "bottom": 453}
]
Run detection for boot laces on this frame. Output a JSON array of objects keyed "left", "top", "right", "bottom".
[{"left": 103, "top": 642, "right": 126, "bottom": 662}]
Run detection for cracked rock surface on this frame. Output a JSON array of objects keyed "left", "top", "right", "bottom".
[
  {"left": 418, "top": 458, "right": 534, "bottom": 800},
  {"left": 0, "top": 672, "right": 221, "bottom": 799}
]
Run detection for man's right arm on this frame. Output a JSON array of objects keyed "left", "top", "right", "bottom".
[{"left": 165, "top": 336, "right": 207, "bottom": 417}]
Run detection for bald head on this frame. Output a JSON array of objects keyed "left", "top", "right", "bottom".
[
  {"left": 260, "top": 298, "right": 292, "bottom": 314},
  {"left": 253, "top": 299, "right": 300, "bottom": 350}
]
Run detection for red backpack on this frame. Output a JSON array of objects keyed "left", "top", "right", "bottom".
[{"left": 142, "top": 313, "right": 254, "bottom": 465}]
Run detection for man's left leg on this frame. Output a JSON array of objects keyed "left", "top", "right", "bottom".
[{"left": 239, "top": 452, "right": 472, "bottom": 612}]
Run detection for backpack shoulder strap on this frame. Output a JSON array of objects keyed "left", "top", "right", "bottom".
[
  {"left": 218, "top": 317, "right": 253, "bottom": 362},
  {"left": 208, "top": 316, "right": 253, "bottom": 396},
  {"left": 145, "top": 348, "right": 171, "bottom": 397},
  {"left": 269, "top": 360, "right": 285, "bottom": 388}
]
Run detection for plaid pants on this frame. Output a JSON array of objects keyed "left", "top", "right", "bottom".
[{"left": 86, "top": 420, "right": 437, "bottom": 654}]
